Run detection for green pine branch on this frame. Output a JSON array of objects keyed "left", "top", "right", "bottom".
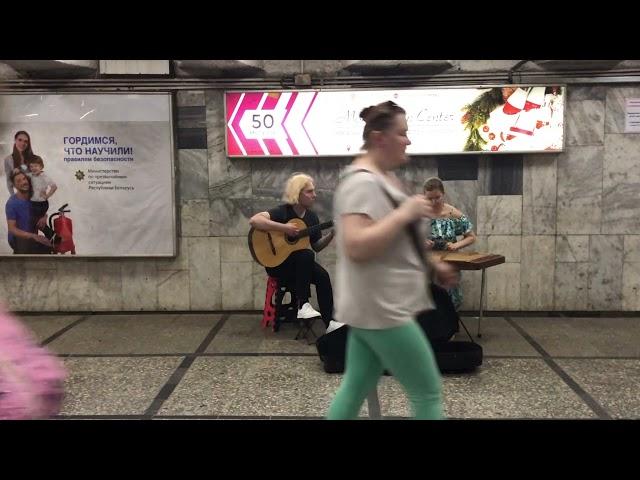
[{"left": 461, "top": 88, "right": 504, "bottom": 151}]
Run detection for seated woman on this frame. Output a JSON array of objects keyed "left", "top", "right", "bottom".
[
  {"left": 423, "top": 177, "right": 476, "bottom": 310},
  {"left": 249, "top": 172, "right": 334, "bottom": 328}
]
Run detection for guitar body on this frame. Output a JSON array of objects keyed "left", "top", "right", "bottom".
[{"left": 249, "top": 218, "right": 311, "bottom": 268}]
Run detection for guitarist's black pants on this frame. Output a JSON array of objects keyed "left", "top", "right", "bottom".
[{"left": 266, "top": 249, "right": 333, "bottom": 328}]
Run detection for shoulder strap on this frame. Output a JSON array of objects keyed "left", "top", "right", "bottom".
[{"left": 341, "top": 168, "right": 429, "bottom": 270}]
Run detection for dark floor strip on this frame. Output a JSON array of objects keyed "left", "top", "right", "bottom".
[
  {"left": 17, "top": 311, "right": 230, "bottom": 316},
  {"left": 41, "top": 315, "right": 91, "bottom": 346},
  {"left": 270, "top": 416, "right": 324, "bottom": 420},
  {"left": 59, "top": 353, "right": 188, "bottom": 358},
  {"left": 143, "top": 361, "right": 195, "bottom": 417},
  {"left": 57, "top": 352, "right": 318, "bottom": 358},
  {"left": 143, "top": 315, "right": 230, "bottom": 418},
  {"left": 504, "top": 316, "right": 612, "bottom": 420},
  {"left": 54, "top": 415, "right": 323, "bottom": 420},
  {"left": 482, "top": 355, "right": 640, "bottom": 360},
  {"left": 216, "top": 416, "right": 272, "bottom": 420},
  {"left": 460, "top": 311, "right": 640, "bottom": 318},
  {"left": 53, "top": 415, "right": 147, "bottom": 420},
  {"left": 194, "top": 316, "right": 231, "bottom": 354},
  {"left": 55, "top": 352, "right": 640, "bottom": 361},
  {"left": 153, "top": 415, "right": 219, "bottom": 419},
  {"left": 153, "top": 415, "right": 220, "bottom": 420},
  {"left": 548, "top": 356, "right": 640, "bottom": 360},
  {"left": 459, "top": 311, "right": 564, "bottom": 317},
  {"left": 483, "top": 355, "right": 542, "bottom": 359},
  {"left": 199, "top": 352, "right": 317, "bottom": 357},
  {"left": 159, "top": 415, "right": 324, "bottom": 420}
]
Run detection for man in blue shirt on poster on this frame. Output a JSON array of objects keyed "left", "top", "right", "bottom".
[{"left": 5, "top": 171, "right": 52, "bottom": 254}]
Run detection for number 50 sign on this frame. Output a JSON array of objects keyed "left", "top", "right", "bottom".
[
  {"left": 239, "top": 110, "right": 280, "bottom": 138},
  {"left": 226, "top": 91, "right": 320, "bottom": 156}
]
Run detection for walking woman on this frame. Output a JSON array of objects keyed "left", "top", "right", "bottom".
[{"left": 327, "top": 101, "right": 457, "bottom": 420}]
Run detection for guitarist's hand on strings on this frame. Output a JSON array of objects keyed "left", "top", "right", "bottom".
[{"left": 281, "top": 223, "right": 300, "bottom": 237}]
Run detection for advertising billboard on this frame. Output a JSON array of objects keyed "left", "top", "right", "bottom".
[
  {"left": 0, "top": 94, "right": 175, "bottom": 256},
  {"left": 225, "top": 86, "right": 565, "bottom": 157}
]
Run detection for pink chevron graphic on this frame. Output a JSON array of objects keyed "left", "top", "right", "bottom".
[
  {"left": 301, "top": 91, "right": 319, "bottom": 154},
  {"left": 226, "top": 93, "right": 242, "bottom": 122},
  {"left": 263, "top": 139, "right": 282, "bottom": 155},
  {"left": 262, "top": 92, "right": 280, "bottom": 110},
  {"left": 227, "top": 91, "right": 324, "bottom": 156},
  {"left": 232, "top": 92, "right": 264, "bottom": 155},
  {"left": 228, "top": 91, "right": 296, "bottom": 156},
  {"left": 226, "top": 93, "right": 243, "bottom": 155},
  {"left": 282, "top": 92, "right": 299, "bottom": 156}
]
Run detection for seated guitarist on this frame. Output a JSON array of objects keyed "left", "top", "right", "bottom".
[{"left": 249, "top": 173, "right": 334, "bottom": 328}]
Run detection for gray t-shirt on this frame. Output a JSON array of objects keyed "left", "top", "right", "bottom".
[{"left": 333, "top": 166, "right": 434, "bottom": 329}]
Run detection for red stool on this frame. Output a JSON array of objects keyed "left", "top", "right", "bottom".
[
  {"left": 262, "top": 277, "right": 316, "bottom": 342},
  {"left": 262, "top": 276, "right": 280, "bottom": 329},
  {"left": 262, "top": 276, "right": 298, "bottom": 331}
]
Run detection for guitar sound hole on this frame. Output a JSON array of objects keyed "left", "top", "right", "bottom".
[{"left": 285, "top": 235, "right": 297, "bottom": 244}]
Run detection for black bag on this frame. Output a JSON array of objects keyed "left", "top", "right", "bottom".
[
  {"left": 430, "top": 340, "right": 483, "bottom": 373},
  {"left": 417, "top": 284, "right": 459, "bottom": 343},
  {"left": 316, "top": 286, "right": 482, "bottom": 374},
  {"left": 316, "top": 323, "right": 483, "bottom": 375}
]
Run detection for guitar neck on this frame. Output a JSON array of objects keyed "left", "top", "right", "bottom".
[{"left": 298, "top": 221, "right": 333, "bottom": 238}]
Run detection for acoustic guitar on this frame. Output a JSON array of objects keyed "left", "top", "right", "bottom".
[{"left": 248, "top": 218, "right": 334, "bottom": 267}]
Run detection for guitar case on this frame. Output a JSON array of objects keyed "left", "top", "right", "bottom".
[{"left": 316, "top": 284, "right": 483, "bottom": 374}]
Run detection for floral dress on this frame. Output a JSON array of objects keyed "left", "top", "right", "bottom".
[{"left": 430, "top": 214, "right": 473, "bottom": 310}]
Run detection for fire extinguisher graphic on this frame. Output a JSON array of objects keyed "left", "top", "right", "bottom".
[{"left": 48, "top": 204, "right": 76, "bottom": 255}]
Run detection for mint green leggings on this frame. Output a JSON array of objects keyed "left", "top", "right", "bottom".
[{"left": 326, "top": 321, "right": 444, "bottom": 420}]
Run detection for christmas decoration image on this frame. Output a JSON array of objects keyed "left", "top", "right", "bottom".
[{"left": 461, "top": 86, "right": 564, "bottom": 152}]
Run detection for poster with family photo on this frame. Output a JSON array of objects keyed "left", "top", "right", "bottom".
[{"left": 0, "top": 94, "right": 176, "bottom": 257}]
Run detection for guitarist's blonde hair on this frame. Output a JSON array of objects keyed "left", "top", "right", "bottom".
[{"left": 283, "top": 173, "right": 314, "bottom": 205}]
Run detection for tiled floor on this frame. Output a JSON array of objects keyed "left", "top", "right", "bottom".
[{"left": 16, "top": 312, "right": 640, "bottom": 419}]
